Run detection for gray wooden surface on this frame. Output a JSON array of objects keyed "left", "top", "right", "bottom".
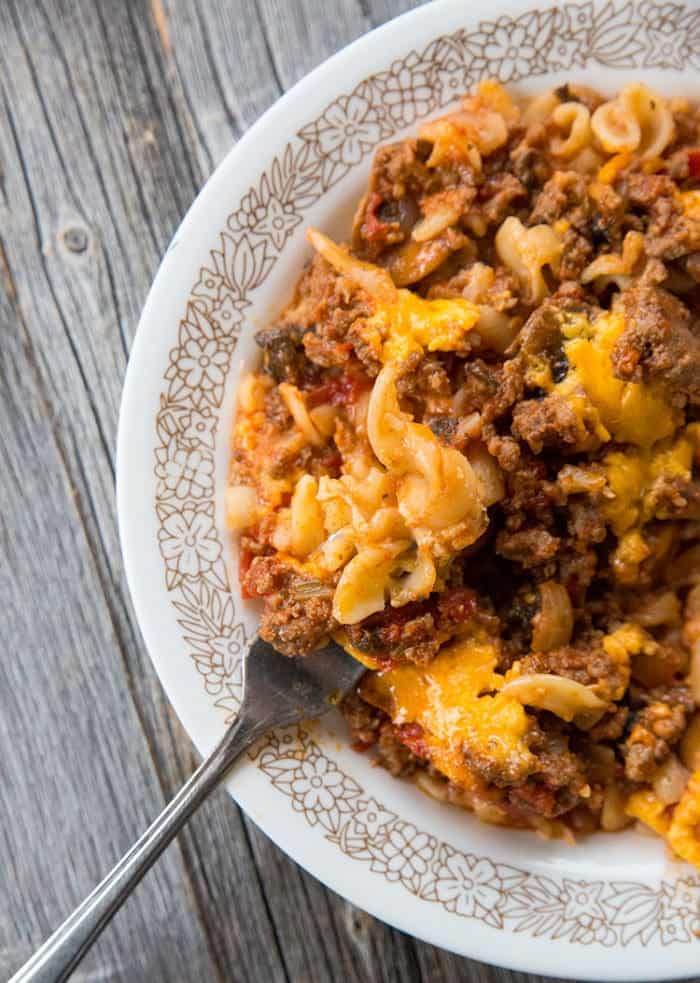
[{"left": 0, "top": 2, "right": 669, "bottom": 982}]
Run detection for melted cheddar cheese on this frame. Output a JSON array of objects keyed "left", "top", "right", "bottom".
[
  {"left": 360, "top": 634, "right": 534, "bottom": 788},
  {"left": 554, "top": 311, "right": 679, "bottom": 448},
  {"left": 360, "top": 291, "right": 481, "bottom": 365},
  {"left": 682, "top": 189, "right": 700, "bottom": 220},
  {"left": 305, "top": 227, "right": 481, "bottom": 365},
  {"left": 602, "top": 432, "right": 696, "bottom": 536},
  {"left": 626, "top": 788, "right": 670, "bottom": 835}
]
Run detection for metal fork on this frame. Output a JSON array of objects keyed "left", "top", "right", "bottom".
[{"left": 11, "top": 637, "right": 365, "bottom": 983}]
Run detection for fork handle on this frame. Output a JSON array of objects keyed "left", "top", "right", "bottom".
[{"left": 10, "top": 710, "right": 269, "bottom": 983}]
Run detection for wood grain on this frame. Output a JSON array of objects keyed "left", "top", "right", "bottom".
[{"left": 0, "top": 2, "right": 694, "bottom": 982}]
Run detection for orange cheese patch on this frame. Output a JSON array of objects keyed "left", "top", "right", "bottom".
[{"left": 360, "top": 634, "right": 533, "bottom": 789}]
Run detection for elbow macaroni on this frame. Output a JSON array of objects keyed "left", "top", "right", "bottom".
[
  {"left": 495, "top": 217, "right": 563, "bottom": 303},
  {"left": 591, "top": 83, "right": 674, "bottom": 159},
  {"left": 551, "top": 102, "right": 592, "bottom": 159}
]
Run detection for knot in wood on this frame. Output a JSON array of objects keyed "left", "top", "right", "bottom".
[{"left": 61, "top": 225, "right": 90, "bottom": 254}]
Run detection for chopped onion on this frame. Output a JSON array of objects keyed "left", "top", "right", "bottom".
[
  {"left": 383, "top": 236, "right": 454, "bottom": 286},
  {"left": 601, "top": 784, "right": 631, "bottom": 832},
  {"left": 690, "top": 639, "right": 700, "bottom": 704},
  {"left": 630, "top": 591, "right": 681, "bottom": 628},
  {"left": 290, "top": 578, "right": 334, "bottom": 599},
  {"left": 652, "top": 755, "right": 690, "bottom": 805},
  {"left": 225, "top": 485, "right": 257, "bottom": 531},
  {"left": 466, "top": 442, "right": 504, "bottom": 506},
  {"left": 681, "top": 713, "right": 700, "bottom": 771},
  {"left": 531, "top": 581, "right": 574, "bottom": 652},
  {"left": 668, "top": 544, "right": 700, "bottom": 587}
]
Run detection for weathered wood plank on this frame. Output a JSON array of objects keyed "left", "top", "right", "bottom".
[
  {"left": 0, "top": 1, "right": 285, "bottom": 980},
  {"left": 160, "top": 0, "right": 284, "bottom": 169},
  {"left": 0, "top": 252, "right": 217, "bottom": 982},
  {"left": 255, "top": 0, "right": 371, "bottom": 89}
]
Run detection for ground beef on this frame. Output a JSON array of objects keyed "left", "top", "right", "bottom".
[
  {"left": 427, "top": 415, "right": 460, "bottom": 445},
  {"left": 645, "top": 472, "right": 695, "bottom": 520},
  {"left": 566, "top": 500, "right": 607, "bottom": 549},
  {"left": 344, "top": 587, "right": 479, "bottom": 664},
  {"left": 341, "top": 690, "right": 382, "bottom": 749},
  {"left": 529, "top": 171, "right": 589, "bottom": 227},
  {"left": 396, "top": 353, "right": 453, "bottom": 414},
  {"left": 302, "top": 331, "right": 353, "bottom": 368},
  {"left": 450, "top": 356, "right": 524, "bottom": 430},
  {"left": 505, "top": 723, "right": 589, "bottom": 820},
  {"left": 454, "top": 359, "right": 499, "bottom": 415},
  {"left": 626, "top": 173, "right": 698, "bottom": 260},
  {"left": 267, "top": 441, "right": 312, "bottom": 480},
  {"left": 614, "top": 281, "right": 700, "bottom": 406},
  {"left": 514, "top": 282, "right": 598, "bottom": 368},
  {"left": 586, "top": 182, "right": 625, "bottom": 249},
  {"left": 276, "top": 254, "right": 371, "bottom": 371},
  {"left": 622, "top": 683, "right": 694, "bottom": 781},
  {"left": 499, "top": 453, "right": 556, "bottom": 519},
  {"left": 352, "top": 141, "right": 428, "bottom": 258},
  {"left": 255, "top": 323, "right": 311, "bottom": 385},
  {"left": 261, "top": 387, "right": 292, "bottom": 430},
  {"left": 509, "top": 142, "right": 552, "bottom": 190},
  {"left": 512, "top": 393, "right": 590, "bottom": 454},
  {"left": 258, "top": 593, "right": 335, "bottom": 657},
  {"left": 499, "top": 584, "right": 538, "bottom": 655},
  {"left": 495, "top": 526, "right": 560, "bottom": 567},
  {"left": 242, "top": 557, "right": 336, "bottom": 657},
  {"left": 588, "top": 706, "right": 629, "bottom": 742},
  {"left": 482, "top": 360, "right": 526, "bottom": 422},
  {"left": 479, "top": 172, "right": 528, "bottom": 227},
  {"left": 372, "top": 726, "right": 422, "bottom": 776},
  {"left": 517, "top": 639, "right": 626, "bottom": 702},
  {"left": 529, "top": 171, "right": 625, "bottom": 268},
  {"left": 349, "top": 610, "right": 440, "bottom": 664},
  {"left": 557, "top": 548, "right": 598, "bottom": 603},
  {"left": 482, "top": 431, "right": 522, "bottom": 472},
  {"left": 341, "top": 694, "right": 421, "bottom": 776},
  {"left": 559, "top": 229, "right": 594, "bottom": 281}
]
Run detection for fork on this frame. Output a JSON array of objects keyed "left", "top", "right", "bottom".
[{"left": 11, "top": 637, "right": 365, "bottom": 983}]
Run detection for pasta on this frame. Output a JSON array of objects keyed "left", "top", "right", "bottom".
[
  {"left": 229, "top": 80, "right": 700, "bottom": 866},
  {"left": 591, "top": 83, "right": 675, "bottom": 159},
  {"left": 495, "top": 216, "right": 563, "bottom": 303},
  {"left": 551, "top": 101, "right": 592, "bottom": 159}
]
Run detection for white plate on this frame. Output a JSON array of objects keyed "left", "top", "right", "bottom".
[{"left": 116, "top": 1, "right": 700, "bottom": 977}]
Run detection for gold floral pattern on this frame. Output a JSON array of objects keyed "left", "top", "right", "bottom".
[{"left": 153, "top": 2, "right": 700, "bottom": 947}]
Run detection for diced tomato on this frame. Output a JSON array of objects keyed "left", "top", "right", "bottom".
[
  {"left": 362, "top": 191, "right": 388, "bottom": 242},
  {"left": 689, "top": 149, "right": 700, "bottom": 180},
  {"left": 361, "top": 599, "right": 431, "bottom": 632},
  {"left": 398, "top": 722, "right": 430, "bottom": 759},
  {"left": 350, "top": 738, "right": 375, "bottom": 753},
  {"left": 306, "top": 371, "right": 372, "bottom": 409},
  {"left": 354, "top": 587, "right": 477, "bottom": 642},
  {"left": 322, "top": 449, "right": 343, "bottom": 476},
  {"left": 239, "top": 547, "right": 256, "bottom": 599},
  {"left": 436, "top": 587, "right": 477, "bottom": 626}
]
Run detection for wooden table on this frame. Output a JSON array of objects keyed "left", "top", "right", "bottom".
[{"left": 0, "top": 3, "right": 684, "bottom": 982}]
